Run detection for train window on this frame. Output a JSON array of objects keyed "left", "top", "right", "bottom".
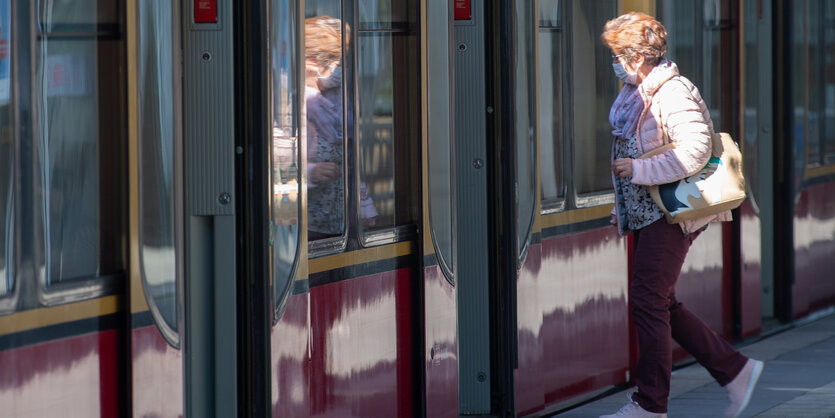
[
  {"left": 33, "top": 2, "right": 125, "bottom": 289},
  {"left": 658, "top": 2, "right": 696, "bottom": 90},
  {"left": 797, "top": 0, "right": 835, "bottom": 167},
  {"left": 357, "top": 0, "right": 419, "bottom": 243},
  {"left": 515, "top": 0, "right": 536, "bottom": 260},
  {"left": 825, "top": 1, "right": 835, "bottom": 164},
  {"left": 538, "top": 0, "right": 566, "bottom": 212},
  {"left": 271, "top": 0, "right": 300, "bottom": 312},
  {"left": 571, "top": 0, "right": 618, "bottom": 205},
  {"left": 741, "top": 0, "right": 760, "bottom": 202},
  {"left": 305, "top": 4, "right": 347, "bottom": 243},
  {"left": 138, "top": 1, "right": 179, "bottom": 340},
  {"left": 659, "top": 0, "right": 729, "bottom": 130},
  {"left": 0, "top": 0, "right": 10, "bottom": 298}
]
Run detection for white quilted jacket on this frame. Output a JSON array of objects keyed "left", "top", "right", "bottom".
[{"left": 616, "top": 60, "right": 732, "bottom": 235}]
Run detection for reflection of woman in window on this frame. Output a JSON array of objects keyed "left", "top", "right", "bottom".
[{"left": 305, "top": 16, "right": 376, "bottom": 240}]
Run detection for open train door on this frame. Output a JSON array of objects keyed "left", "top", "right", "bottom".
[
  {"left": 443, "top": 0, "right": 537, "bottom": 415},
  {"left": 738, "top": 0, "right": 777, "bottom": 337},
  {"left": 130, "top": 0, "right": 241, "bottom": 416}
]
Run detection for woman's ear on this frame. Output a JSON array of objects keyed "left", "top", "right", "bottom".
[{"left": 634, "top": 52, "right": 645, "bottom": 67}]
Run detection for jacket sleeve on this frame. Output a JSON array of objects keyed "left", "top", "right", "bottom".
[{"left": 630, "top": 79, "right": 712, "bottom": 186}]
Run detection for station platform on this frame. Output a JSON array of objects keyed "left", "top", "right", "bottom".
[{"left": 554, "top": 311, "right": 835, "bottom": 417}]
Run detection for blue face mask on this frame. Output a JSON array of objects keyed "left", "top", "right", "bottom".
[{"left": 613, "top": 62, "right": 637, "bottom": 85}]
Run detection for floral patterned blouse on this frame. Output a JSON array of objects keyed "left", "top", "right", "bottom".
[{"left": 614, "top": 136, "right": 665, "bottom": 232}]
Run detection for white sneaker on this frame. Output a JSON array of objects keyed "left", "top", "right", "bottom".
[
  {"left": 724, "top": 359, "right": 764, "bottom": 418},
  {"left": 599, "top": 394, "right": 667, "bottom": 418}
]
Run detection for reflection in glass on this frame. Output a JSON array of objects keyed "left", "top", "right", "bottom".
[
  {"left": 825, "top": 0, "right": 835, "bottom": 164},
  {"left": 538, "top": 21, "right": 565, "bottom": 207},
  {"left": 36, "top": 9, "right": 101, "bottom": 284},
  {"left": 0, "top": 0, "right": 11, "bottom": 296},
  {"left": 515, "top": 0, "right": 536, "bottom": 258},
  {"left": 357, "top": 9, "right": 418, "bottom": 237},
  {"left": 138, "top": 0, "right": 177, "bottom": 332},
  {"left": 271, "top": 0, "right": 300, "bottom": 309},
  {"left": 357, "top": 33, "right": 392, "bottom": 229},
  {"left": 572, "top": 0, "right": 618, "bottom": 197},
  {"left": 742, "top": 0, "right": 759, "bottom": 201},
  {"left": 305, "top": 13, "right": 347, "bottom": 240},
  {"left": 358, "top": 0, "right": 409, "bottom": 30},
  {"left": 426, "top": 3, "right": 453, "bottom": 276},
  {"left": 539, "top": 0, "right": 561, "bottom": 27}
]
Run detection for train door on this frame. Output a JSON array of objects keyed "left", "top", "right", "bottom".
[
  {"left": 0, "top": 0, "right": 130, "bottom": 416},
  {"left": 739, "top": 0, "right": 776, "bottom": 336},
  {"left": 261, "top": 0, "right": 425, "bottom": 416},
  {"left": 131, "top": 0, "right": 240, "bottom": 416},
  {"left": 451, "top": 0, "right": 537, "bottom": 415}
]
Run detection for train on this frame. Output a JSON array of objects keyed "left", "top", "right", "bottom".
[{"left": 0, "top": 0, "right": 833, "bottom": 417}]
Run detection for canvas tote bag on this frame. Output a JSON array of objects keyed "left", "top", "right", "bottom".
[{"left": 640, "top": 132, "right": 746, "bottom": 223}]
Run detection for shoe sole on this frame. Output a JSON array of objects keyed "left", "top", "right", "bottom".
[{"left": 730, "top": 360, "right": 764, "bottom": 418}]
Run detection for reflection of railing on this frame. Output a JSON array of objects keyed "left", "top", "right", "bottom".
[
  {"left": 272, "top": 133, "right": 299, "bottom": 224},
  {"left": 359, "top": 117, "right": 395, "bottom": 219}
]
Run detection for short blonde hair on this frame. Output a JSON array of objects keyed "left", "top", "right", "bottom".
[
  {"left": 601, "top": 12, "right": 667, "bottom": 66},
  {"left": 305, "top": 16, "right": 342, "bottom": 71}
]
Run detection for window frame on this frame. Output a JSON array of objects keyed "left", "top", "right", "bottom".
[
  {"left": 354, "top": 0, "right": 420, "bottom": 248},
  {"left": 31, "top": 0, "right": 127, "bottom": 307},
  {"left": 135, "top": 0, "right": 181, "bottom": 346}
]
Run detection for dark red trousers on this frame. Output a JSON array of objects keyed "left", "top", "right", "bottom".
[{"left": 630, "top": 219, "right": 748, "bottom": 413}]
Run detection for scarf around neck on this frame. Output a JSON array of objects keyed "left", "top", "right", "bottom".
[{"left": 609, "top": 83, "right": 644, "bottom": 140}]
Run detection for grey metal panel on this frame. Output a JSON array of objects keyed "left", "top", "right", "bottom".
[
  {"left": 454, "top": 1, "right": 491, "bottom": 414},
  {"left": 182, "top": 0, "right": 238, "bottom": 417},
  {"left": 213, "top": 215, "right": 238, "bottom": 418},
  {"left": 758, "top": 0, "right": 775, "bottom": 317},
  {"left": 185, "top": 216, "right": 214, "bottom": 418},
  {"left": 183, "top": 1, "right": 235, "bottom": 216}
]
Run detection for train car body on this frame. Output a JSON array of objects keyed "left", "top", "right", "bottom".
[{"left": 0, "top": 0, "right": 832, "bottom": 417}]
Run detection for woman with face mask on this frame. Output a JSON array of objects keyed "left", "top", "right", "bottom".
[{"left": 598, "top": 12, "right": 763, "bottom": 418}]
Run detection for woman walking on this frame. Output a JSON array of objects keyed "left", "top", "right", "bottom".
[{"left": 600, "top": 12, "right": 763, "bottom": 418}]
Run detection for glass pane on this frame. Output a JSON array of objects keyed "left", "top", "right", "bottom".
[
  {"left": 516, "top": 0, "right": 536, "bottom": 257},
  {"left": 572, "top": 0, "right": 618, "bottom": 197},
  {"left": 538, "top": 29, "right": 565, "bottom": 206},
  {"left": 305, "top": 9, "right": 346, "bottom": 240},
  {"left": 426, "top": 2, "right": 453, "bottom": 274},
  {"left": 806, "top": 0, "right": 823, "bottom": 166},
  {"left": 660, "top": 1, "right": 696, "bottom": 79},
  {"left": 825, "top": 0, "right": 835, "bottom": 164},
  {"left": 358, "top": 0, "right": 411, "bottom": 30},
  {"left": 35, "top": 38, "right": 101, "bottom": 284},
  {"left": 272, "top": 0, "right": 300, "bottom": 306},
  {"left": 357, "top": 25, "right": 419, "bottom": 235},
  {"left": 793, "top": 0, "right": 808, "bottom": 168},
  {"left": 38, "top": 0, "right": 118, "bottom": 28},
  {"left": 702, "top": 0, "right": 722, "bottom": 128},
  {"left": 274, "top": 0, "right": 298, "bottom": 137},
  {"left": 138, "top": 0, "right": 177, "bottom": 332},
  {"left": 357, "top": 33, "right": 392, "bottom": 229},
  {"left": 539, "top": 0, "right": 561, "bottom": 28},
  {"left": 0, "top": 0, "right": 11, "bottom": 296},
  {"left": 742, "top": 0, "right": 759, "bottom": 201}
]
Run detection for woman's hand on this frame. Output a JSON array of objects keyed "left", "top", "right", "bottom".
[
  {"left": 612, "top": 158, "right": 633, "bottom": 178},
  {"left": 311, "top": 162, "right": 340, "bottom": 184}
]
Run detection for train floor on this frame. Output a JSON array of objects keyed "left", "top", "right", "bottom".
[{"left": 554, "top": 311, "right": 835, "bottom": 418}]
